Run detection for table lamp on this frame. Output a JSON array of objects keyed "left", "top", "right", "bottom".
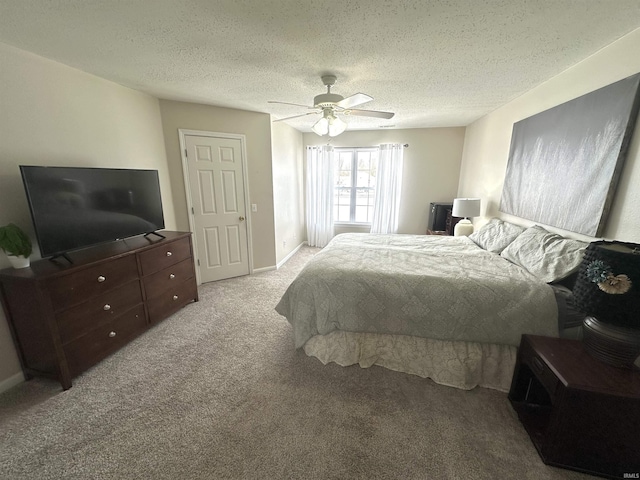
[{"left": 452, "top": 198, "right": 481, "bottom": 236}]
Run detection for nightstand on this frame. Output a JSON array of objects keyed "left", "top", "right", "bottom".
[{"left": 509, "top": 335, "right": 640, "bottom": 479}]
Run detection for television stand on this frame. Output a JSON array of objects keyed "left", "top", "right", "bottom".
[{"left": 0, "top": 231, "right": 198, "bottom": 390}]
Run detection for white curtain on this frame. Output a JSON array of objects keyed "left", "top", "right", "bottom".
[
  {"left": 371, "top": 143, "right": 404, "bottom": 234},
  {"left": 306, "top": 145, "right": 335, "bottom": 247}
]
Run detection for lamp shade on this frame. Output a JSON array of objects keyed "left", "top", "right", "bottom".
[
  {"left": 328, "top": 116, "right": 347, "bottom": 137},
  {"left": 452, "top": 198, "right": 481, "bottom": 218},
  {"left": 312, "top": 111, "right": 347, "bottom": 137},
  {"left": 312, "top": 117, "right": 329, "bottom": 136}
]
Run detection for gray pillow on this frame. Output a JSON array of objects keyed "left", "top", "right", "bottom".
[
  {"left": 468, "top": 218, "right": 525, "bottom": 253},
  {"left": 500, "top": 225, "right": 587, "bottom": 283}
]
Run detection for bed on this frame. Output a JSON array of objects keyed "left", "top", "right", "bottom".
[{"left": 276, "top": 220, "right": 587, "bottom": 391}]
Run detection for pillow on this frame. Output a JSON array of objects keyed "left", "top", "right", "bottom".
[
  {"left": 500, "top": 225, "right": 587, "bottom": 283},
  {"left": 468, "top": 218, "right": 525, "bottom": 253}
]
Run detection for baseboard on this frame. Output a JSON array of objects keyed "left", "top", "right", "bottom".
[
  {"left": 276, "top": 241, "right": 306, "bottom": 269},
  {"left": 0, "top": 372, "right": 25, "bottom": 394},
  {"left": 252, "top": 265, "right": 276, "bottom": 274},
  {"left": 252, "top": 241, "right": 307, "bottom": 274}
]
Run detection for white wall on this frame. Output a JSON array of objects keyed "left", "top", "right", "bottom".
[
  {"left": 0, "top": 42, "right": 173, "bottom": 390},
  {"left": 458, "top": 28, "right": 640, "bottom": 242},
  {"left": 304, "top": 128, "right": 466, "bottom": 235},
  {"left": 158, "top": 100, "right": 277, "bottom": 270},
  {"left": 271, "top": 122, "right": 305, "bottom": 264}
]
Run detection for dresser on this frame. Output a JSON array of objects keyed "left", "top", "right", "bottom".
[{"left": 0, "top": 231, "right": 198, "bottom": 390}]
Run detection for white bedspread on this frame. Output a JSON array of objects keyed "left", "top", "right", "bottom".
[{"left": 276, "top": 233, "right": 559, "bottom": 349}]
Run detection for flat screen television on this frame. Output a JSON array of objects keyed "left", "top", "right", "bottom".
[{"left": 20, "top": 166, "right": 165, "bottom": 258}]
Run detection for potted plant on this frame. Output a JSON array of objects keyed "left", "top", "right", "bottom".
[{"left": 0, "top": 223, "right": 33, "bottom": 269}]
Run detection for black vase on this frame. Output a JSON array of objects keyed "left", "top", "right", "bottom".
[
  {"left": 573, "top": 241, "right": 640, "bottom": 328},
  {"left": 582, "top": 317, "right": 640, "bottom": 369}
]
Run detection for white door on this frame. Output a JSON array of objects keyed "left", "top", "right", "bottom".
[{"left": 183, "top": 133, "right": 250, "bottom": 283}]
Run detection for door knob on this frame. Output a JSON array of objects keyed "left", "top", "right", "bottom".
[{"left": 239, "top": 216, "right": 245, "bottom": 221}]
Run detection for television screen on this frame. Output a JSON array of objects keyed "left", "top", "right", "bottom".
[{"left": 20, "top": 166, "right": 165, "bottom": 258}]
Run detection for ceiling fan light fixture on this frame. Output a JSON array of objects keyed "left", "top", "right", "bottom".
[
  {"left": 269, "top": 75, "right": 392, "bottom": 136},
  {"left": 328, "top": 115, "right": 347, "bottom": 137},
  {"left": 312, "top": 117, "right": 329, "bottom": 136}
]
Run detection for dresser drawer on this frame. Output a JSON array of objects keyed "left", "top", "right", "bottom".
[
  {"left": 56, "top": 280, "right": 144, "bottom": 344},
  {"left": 143, "top": 258, "right": 195, "bottom": 299},
  {"left": 64, "top": 304, "right": 147, "bottom": 377},
  {"left": 47, "top": 255, "right": 139, "bottom": 312},
  {"left": 138, "top": 236, "right": 192, "bottom": 276},
  {"left": 147, "top": 277, "right": 197, "bottom": 324}
]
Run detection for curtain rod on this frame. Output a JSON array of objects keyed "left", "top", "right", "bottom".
[{"left": 327, "top": 144, "right": 409, "bottom": 148}]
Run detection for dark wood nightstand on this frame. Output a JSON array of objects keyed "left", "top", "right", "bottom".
[{"left": 509, "top": 335, "right": 640, "bottom": 479}]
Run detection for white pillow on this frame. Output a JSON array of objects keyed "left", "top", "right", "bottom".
[
  {"left": 468, "top": 218, "right": 525, "bottom": 253},
  {"left": 500, "top": 225, "right": 587, "bottom": 283}
]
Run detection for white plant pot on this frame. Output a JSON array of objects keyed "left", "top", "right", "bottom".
[{"left": 8, "top": 255, "right": 30, "bottom": 269}]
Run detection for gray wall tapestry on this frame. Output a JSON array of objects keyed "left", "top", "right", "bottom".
[{"left": 500, "top": 73, "right": 640, "bottom": 237}]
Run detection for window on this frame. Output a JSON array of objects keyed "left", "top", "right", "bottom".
[{"left": 334, "top": 147, "right": 378, "bottom": 224}]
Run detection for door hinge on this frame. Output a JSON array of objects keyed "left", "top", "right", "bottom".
[
  {"left": 197, "top": 259, "right": 200, "bottom": 266},
  {"left": 191, "top": 207, "right": 194, "bottom": 214},
  {"left": 184, "top": 148, "right": 188, "bottom": 158}
]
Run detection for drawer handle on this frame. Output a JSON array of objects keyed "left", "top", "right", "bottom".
[
  {"left": 166, "top": 251, "right": 173, "bottom": 257},
  {"left": 169, "top": 273, "right": 176, "bottom": 279},
  {"left": 173, "top": 295, "right": 178, "bottom": 301},
  {"left": 103, "top": 304, "right": 111, "bottom": 311},
  {"left": 97, "top": 275, "right": 106, "bottom": 283},
  {"left": 532, "top": 356, "right": 544, "bottom": 374},
  {"left": 108, "top": 331, "right": 116, "bottom": 338}
]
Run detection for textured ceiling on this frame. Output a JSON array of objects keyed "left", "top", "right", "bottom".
[{"left": 1, "top": 1, "right": 640, "bottom": 132}]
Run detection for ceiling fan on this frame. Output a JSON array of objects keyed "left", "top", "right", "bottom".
[{"left": 268, "top": 75, "right": 395, "bottom": 137}]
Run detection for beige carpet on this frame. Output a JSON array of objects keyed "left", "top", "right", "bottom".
[{"left": 0, "top": 246, "right": 595, "bottom": 480}]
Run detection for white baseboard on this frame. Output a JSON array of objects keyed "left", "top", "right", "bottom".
[
  {"left": 276, "top": 241, "right": 306, "bottom": 269},
  {"left": 252, "top": 241, "right": 307, "bottom": 273},
  {"left": 0, "top": 372, "right": 25, "bottom": 394},
  {"left": 252, "top": 265, "right": 276, "bottom": 274}
]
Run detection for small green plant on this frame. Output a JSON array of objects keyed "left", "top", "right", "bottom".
[{"left": 0, "top": 223, "right": 33, "bottom": 257}]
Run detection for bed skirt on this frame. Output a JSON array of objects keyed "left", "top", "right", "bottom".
[{"left": 303, "top": 331, "right": 518, "bottom": 392}]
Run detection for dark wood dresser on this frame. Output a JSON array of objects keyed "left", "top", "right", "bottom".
[
  {"left": 509, "top": 335, "right": 640, "bottom": 479},
  {"left": 0, "top": 231, "right": 198, "bottom": 390}
]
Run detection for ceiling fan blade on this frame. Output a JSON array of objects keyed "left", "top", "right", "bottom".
[
  {"left": 344, "top": 108, "right": 395, "bottom": 119},
  {"left": 268, "top": 100, "right": 315, "bottom": 109},
  {"left": 336, "top": 93, "right": 373, "bottom": 109},
  {"left": 273, "top": 112, "right": 318, "bottom": 122}
]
